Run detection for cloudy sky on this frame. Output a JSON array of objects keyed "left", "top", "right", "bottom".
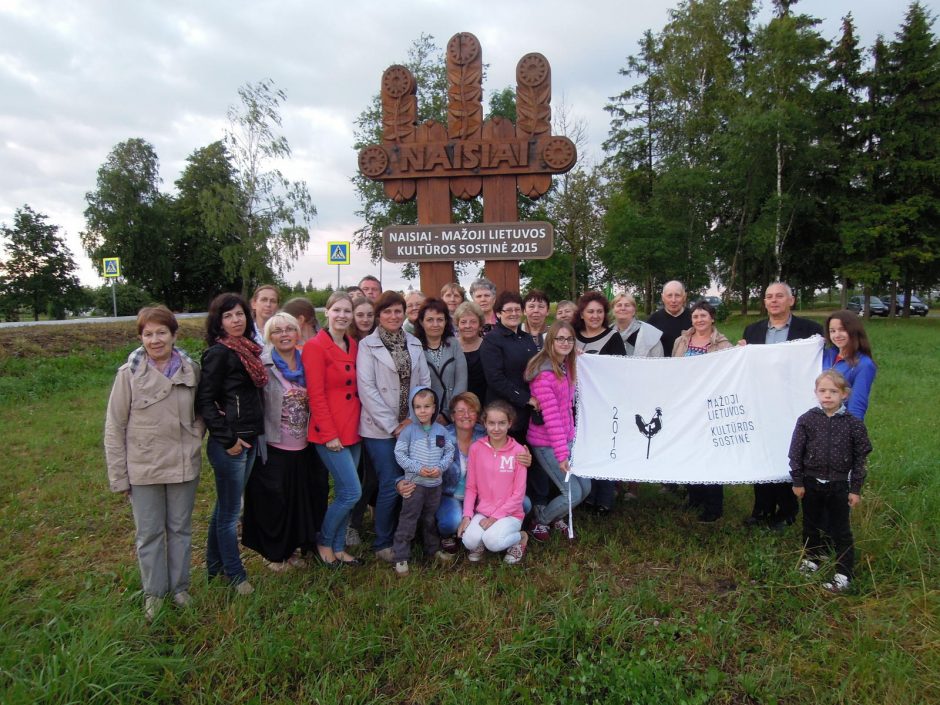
[{"left": 0, "top": 0, "right": 928, "bottom": 294}]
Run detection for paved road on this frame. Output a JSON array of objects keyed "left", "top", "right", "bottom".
[{"left": 0, "top": 313, "right": 207, "bottom": 329}]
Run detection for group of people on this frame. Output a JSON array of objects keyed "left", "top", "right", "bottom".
[{"left": 104, "top": 276, "right": 877, "bottom": 618}]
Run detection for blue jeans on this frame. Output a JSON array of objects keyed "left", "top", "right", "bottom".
[
  {"left": 437, "top": 495, "right": 463, "bottom": 537},
  {"left": 206, "top": 437, "right": 257, "bottom": 584},
  {"left": 315, "top": 443, "right": 362, "bottom": 552},
  {"left": 532, "top": 445, "right": 591, "bottom": 524},
  {"left": 363, "top": 437, "right": 403, "bottom": 550}
]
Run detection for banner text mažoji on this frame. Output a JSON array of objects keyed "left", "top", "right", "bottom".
[{"left": 382, "top": 222, "right": 553, "bottom": 262}]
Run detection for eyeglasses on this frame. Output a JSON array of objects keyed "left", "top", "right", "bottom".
[
  {"left": 500, "top": 307, "right": 523, "bottom": 315},
  {"left": 270, "top": 328, "right": 296, "bottom": 336},
  {"left": 555, "top": 336, "right": 575, "bottom": 344},
  {"left": 453, "top": 409, "right": 477, "bottom": 417}
]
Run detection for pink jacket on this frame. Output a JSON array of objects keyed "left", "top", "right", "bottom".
[
  {"left": 526, "top": 364, "right": 576, "bottom": 462},
  {"left": 463, "top": 436, "right": 527, "bottom": 521}
]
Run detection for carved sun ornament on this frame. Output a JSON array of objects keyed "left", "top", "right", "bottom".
[
  {"left": 358, "top": 146, "right": 388, "bottom": 177},
  {"left": 382, "top": 66, "right": 414, "bottom": 98},
  {"left": 447, "top": 32, "right": 480, "bottom": 66},
  {"left": 517, "top": 53, "right": 549, "bottom": 87}
]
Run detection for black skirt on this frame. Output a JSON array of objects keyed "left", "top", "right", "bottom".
[{"left": 242, "top": 444, "right": 321, "bottom": 562}]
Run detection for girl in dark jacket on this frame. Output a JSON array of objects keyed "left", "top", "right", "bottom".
[{"left": 196, "top": 293, "right": 266, "bottom": 594}]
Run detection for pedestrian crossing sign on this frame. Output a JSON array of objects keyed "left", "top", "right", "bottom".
[
  {"left": 327, "top": 242, "right": 350, "bottom": 265},
  {"left": 103, "top": 257, "right": 121, "bottom": 278}
]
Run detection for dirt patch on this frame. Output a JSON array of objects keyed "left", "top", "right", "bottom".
[{"left": 0, "top": 319, "right": 206, "bottom": 359}]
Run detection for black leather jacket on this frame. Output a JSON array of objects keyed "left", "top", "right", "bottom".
[{"left": 196, "top": 344, "right": 265, "bottom": 449}]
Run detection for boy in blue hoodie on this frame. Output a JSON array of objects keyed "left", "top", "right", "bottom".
[{"left": 392, "top": 387, "right": 456, "bottom": 574}]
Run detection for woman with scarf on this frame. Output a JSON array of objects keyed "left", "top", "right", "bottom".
[
  {"left": 241, "top": 312, "right": 318, "bottom": 573},
  {"left": 196, "top": 293, "right": 267, "bottom": 594},
  {"left": 357, "top": 291, "right": 430, "bottom": 563},
  {"left": 104, "top": 305, "right": 204, "bottom": 620}
]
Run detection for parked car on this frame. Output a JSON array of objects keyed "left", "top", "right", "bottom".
[
  {"left": 887, "top": 294, "right": 929, "bottom": 317},
  {"left": 847, "top": 295, "right": 889, "bottom": 317}
]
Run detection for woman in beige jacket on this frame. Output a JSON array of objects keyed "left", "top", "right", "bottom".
[{"left": 104, "top": 306, "right": 204, "bottom": 620}]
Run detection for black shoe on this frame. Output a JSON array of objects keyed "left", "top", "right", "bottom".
[
  {"left": 314, "top": 552, "right": 340, "bottom": 569},
  {"left": 743, "top": 515, "right": 764, "bottom": 527},
  {"left": 338, "top": 557, "right": 364, "bottom": 567},
  {"left": 698, "top": 512, "right": 722, "bottom": 523}
]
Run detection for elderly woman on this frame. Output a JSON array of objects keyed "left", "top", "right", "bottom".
[
  {"left": 303, "top": 292, "right": 364, "bottom": 566},
  {"left": 612, "top": 292, "right": 664, "bottom": 358},
  {"left": 673, "top": 300, "right": 732, "bottom": 522},
  {"left": 403, "top": 290, "right": 426, "bottom": 334},
  {"left": 823, "top": 310, "right": 877, "bottom": 420},
  {"left": 469, "top": 277, "right": 498, "bottom": 329},
  {"left": 196, "top": 293, "right": 266, "bottom": 595},
  {"left": 455, "top": 301, "right": 487, "bottom": 404},
  {"left": 357, "top": 291, "right": 431, "bottom": 562},
  {"left": 105, "top": 306, "right": 204, "bottom": 620},
  {"left": 441, "top": 282, "right": 466, "bottom": 317},
  {"left": 415, "top": 298, "right": 467, "bottom": 425},
  {"left": 242, "top": 312, "right": 317, "bottom": 573},
  {"left": 574, "top": 291, "right": 626, "bottom": 356}
]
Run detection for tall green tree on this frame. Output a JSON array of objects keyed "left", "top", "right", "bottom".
[
  {"left": 81, "top": 138, "right": 175, "bottom": 304},
  {"left": 172, "top": 140, "right": 246, "bottom": 308},
  {"left": 1, "top": 205, "right": 82, "bottom": 320},
  {"left": 205, "top": 79, "right": 316, "bottom": 295},
  {"left": 879, "top": 2, "right": 940, "bottom": 303}
]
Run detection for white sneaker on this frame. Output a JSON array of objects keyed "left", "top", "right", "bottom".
[
  {"left": 172, "top": 591, "right": 192, "bottom": 608},
  {"left": 234, "top": 580, "right": 254, "bottom": 596},
  {"left": 394, "top": 560, "right": 409, "bottom": 576},
  {"left": 823, "top": 573, "right": 850, "bottom": 593},
  {"left": 504, "top": 534, "right": 528, "bottom": 565},
  {"left": 265, "top": 560, "right": 291, "bottom": 573},
  {"left": 345, "top": 527, "right": 362, "bottom": 546},
  {"left": 799, "top": 559, "right": 819, "bottom": 575},
  {"left": 144, "top": 595, "right": 164, "bottom": 621},
  {"left": 466, "top": 545, "right": 485, "bottom": 563}
]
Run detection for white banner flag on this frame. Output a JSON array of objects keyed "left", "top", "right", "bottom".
[{"left": 571, "top": 336, "right": 824, "bottom": 484}]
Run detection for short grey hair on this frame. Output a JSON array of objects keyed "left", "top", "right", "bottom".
[
  {"left": 469, "top": 278, "right": 497, "bottom": 296},
  {"left": 765, "top": 281, "right": 793, "bottom": 297}
]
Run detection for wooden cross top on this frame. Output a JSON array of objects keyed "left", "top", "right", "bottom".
[{"left": 357, "top": 32, "right": 577, "bottom": 295}]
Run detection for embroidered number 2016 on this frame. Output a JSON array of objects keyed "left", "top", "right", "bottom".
[{"left": 610, "top": 406, "right": 620, "bottom": 459}]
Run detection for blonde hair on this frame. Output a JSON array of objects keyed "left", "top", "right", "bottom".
[
  {"left": 262, "top": 312, "right": 301, "bottom": 343},
  {"left": 816, "top": 369, "right": 850, "bottom": 393},
  {"left": 611, "top": 292, "right": 637, "bottom": 308}
]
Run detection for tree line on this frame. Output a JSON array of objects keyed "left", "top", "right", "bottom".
[
  {"left": 352, "top": 3, "right": 939, "bottom": 313},
  {"left": 0, "top": 80, "right": 316, "bottom": 319}
]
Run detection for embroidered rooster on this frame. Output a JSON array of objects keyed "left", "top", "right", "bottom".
[{"left": 635, "top": 407, "right": 663, "bottom": 459}]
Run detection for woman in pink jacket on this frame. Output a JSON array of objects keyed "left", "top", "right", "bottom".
[{"left": 524, "top": 321, "right": 591, "bottom": 537}]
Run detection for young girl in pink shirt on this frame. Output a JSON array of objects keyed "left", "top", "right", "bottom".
[{"left": 457, "top": 400, "right": 529, "bottom": 564}]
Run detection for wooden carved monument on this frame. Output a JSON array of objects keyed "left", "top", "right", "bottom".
[{"left": 357, "top": 32, "right": 576, "bottom": 295}]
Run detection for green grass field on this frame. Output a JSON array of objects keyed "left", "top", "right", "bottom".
[{"left": 0, "top": 315, "right": 937, "bottom": 704}]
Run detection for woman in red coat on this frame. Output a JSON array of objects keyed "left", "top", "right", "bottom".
[{"left": 302, "top": 292, "right": 363, "bottom": 566}]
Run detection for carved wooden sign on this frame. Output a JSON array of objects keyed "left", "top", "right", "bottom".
[
  {"left": 382, "top": 222, "right": 554, "bottom": 262},
  {"left": 357, "top": 32, "right": 576, "bottom": 295}
]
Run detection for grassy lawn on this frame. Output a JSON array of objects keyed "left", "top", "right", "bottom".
[{"left": 0, "top": 314, "right": 937, "bottom": 704}]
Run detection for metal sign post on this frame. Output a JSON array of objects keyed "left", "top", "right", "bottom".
[
  {"left": 102, "top": 257, "right": 121, "bottom": 317},
  {"left": 327, "top": 242, "right": 351, "bottom": 289}
]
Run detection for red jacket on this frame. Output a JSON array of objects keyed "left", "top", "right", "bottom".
[{"left": 302, "top": 329, "right": 361, "bottom": 445}]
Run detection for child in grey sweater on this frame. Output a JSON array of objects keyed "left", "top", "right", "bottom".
[{"left": 391, "top": 387, "right": 455, "bottom": 574}]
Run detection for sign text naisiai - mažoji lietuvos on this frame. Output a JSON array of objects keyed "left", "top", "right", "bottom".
[{"left": 382, "top": 222, "right": 553, "bottom": 262}]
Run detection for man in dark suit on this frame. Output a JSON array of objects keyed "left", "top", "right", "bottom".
[{"left": 741, "top": 282, "right": 823, "bottom": 529}]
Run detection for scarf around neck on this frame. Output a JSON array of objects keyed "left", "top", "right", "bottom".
[
  {"left": 378, "top": 326, "right": 411, "bottom": 422},
  {"left": 272, "top": 348, "right": 305, "bottom": 386},
  {"left": 218, "top": 335, "right": 268, "bottom": 387}
]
